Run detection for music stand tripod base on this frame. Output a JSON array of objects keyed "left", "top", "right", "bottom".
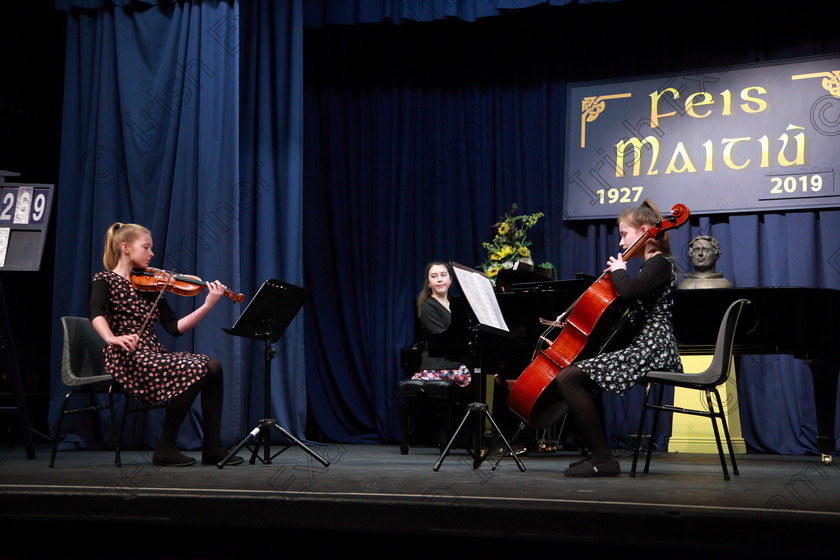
[
  {"left": 433, "top": 402, "right": 525, "bottom": 472},
  {"left": 218, "top": 419, "right": 330, "bottom": 468},
  {"left": 218, "top": 279, "right": 329, "bottom": 470}
]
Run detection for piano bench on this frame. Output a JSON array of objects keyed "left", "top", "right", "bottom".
[{"left": 398, "top": 379, "right": 464, "bottom": 455}]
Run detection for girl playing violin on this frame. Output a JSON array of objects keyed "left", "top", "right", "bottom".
[
  {"left": 89, "top": 222, "right": 243, "bottom": 467},
  {"left": 555, "top": 200, "right": 683, "bottom": 477}
]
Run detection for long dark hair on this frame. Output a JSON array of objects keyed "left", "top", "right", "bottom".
[{"left": 416, "top": 260, "right": 453, "bottom": 317}]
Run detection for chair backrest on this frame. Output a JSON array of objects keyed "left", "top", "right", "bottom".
[
  {"left": 702, "top": 299, "right": 750, "bottom": 386},
  {"left": 61, "top": 316, "right": 110, "bottom": 386}
]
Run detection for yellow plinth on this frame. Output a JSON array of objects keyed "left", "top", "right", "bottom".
[{"left": 668, "top": 355, "right": 746, "bottom": 454}]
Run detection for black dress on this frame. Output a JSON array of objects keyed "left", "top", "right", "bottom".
[
  {"left": 576, "top": 254, "right": 683, "bottom": 395},
  {"left": 89, "top": 270, "right": 211, "bottom": 405},
  {"left": 411, "top": 297, "right": 471, "bottom": 387}
]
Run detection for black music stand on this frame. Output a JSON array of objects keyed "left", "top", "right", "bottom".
[
  {"left": 217, "top": 279, "right": 329, "bottom": 469},
  {"left": 432, "top": 263, "right": 525, "bottom": 472}
]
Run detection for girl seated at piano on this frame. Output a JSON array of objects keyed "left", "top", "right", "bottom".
[
  {"left": 548, "top": 200, "right": 683, "bottom": 477},
  {"left": 410, "top": 261, "right": 471, "bottom": 387}
]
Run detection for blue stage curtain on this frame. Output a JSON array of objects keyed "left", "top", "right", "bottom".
[
  {"left": 302, "top": 10, "right": 840, "bottom": 454},
  {"left": 50, "top": 0, "right": 307, "bottom": 451},
  {"left": 238, "top": 0, "right": 308, "bottom": 440},
  {"left": 302, "top": 0, "right": 619, "bottom": 26},
  {"left": 302, "top": 21, "right": 575, "bottom": 444}
]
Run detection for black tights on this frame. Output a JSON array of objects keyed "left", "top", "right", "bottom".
[
  {"left": 160, "top": 357, "right": 224, "bottom": 446},
  {"left": 553, "top": 365, "right": 613, "bottom": 464}
]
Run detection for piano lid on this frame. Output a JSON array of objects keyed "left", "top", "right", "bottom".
[
  {"left": 496, "top": 273, "right": 595, "bottom": 294},
  {"left": 673, "top": 286, "right": 840, "bottom": 360}
]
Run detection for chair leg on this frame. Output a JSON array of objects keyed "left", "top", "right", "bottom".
[
  {"left": 434, "top": 398, "right": 451, "bottom": 453},
  {"left": 49, "top": 391, "right": 73, "bottom": 468},
  {"left": 630, "top": 383, "right": 652, "bottom": 477},
  {"left": 119, "top": 394, "right": 130, "bottom": 458},
  {"left": 400, "top": 399, "right": 412, "bottom": 455},
  {"left": 643, "top": 384, "right": 666, "bottom": 474},
  {"left": 712, "top": 388, "right": 739, "bottom": 476},
  {"left": 705, "top": 389, "right": 731, "bottom": 481},
  {"left": 109, "top": 388, "right": 121, "bottom": 467}
]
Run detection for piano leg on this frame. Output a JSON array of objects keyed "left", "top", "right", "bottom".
[{"left": 805, "top": 359, "right": 839, "bottom": 465}]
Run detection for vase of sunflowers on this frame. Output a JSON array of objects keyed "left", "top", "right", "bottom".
[{"left": 480, "top": 203, "right": 556, "bottom": 284}]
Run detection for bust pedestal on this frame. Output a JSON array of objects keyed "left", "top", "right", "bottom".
[{"left": 678, "top": 273, "right": 732, "bottom": 291}]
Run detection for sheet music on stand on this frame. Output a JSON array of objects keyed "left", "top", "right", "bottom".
[{"left": 450, "top": 262, "right": 513, "bottom": 337}]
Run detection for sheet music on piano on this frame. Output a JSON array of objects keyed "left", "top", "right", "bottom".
[{"left": 450, "top": 262, "right": 512, "bottom": 336}]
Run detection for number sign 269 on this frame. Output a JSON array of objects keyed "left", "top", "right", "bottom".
[{"left": 0, "top": 187, "right": 50, "bottom": 225}]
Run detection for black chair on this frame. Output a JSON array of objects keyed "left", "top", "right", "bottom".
[
  {"left": 50, "top": 316, "right": 163, "bottom": 468},
  {"left": 630, "top": 298, "right": 750, "bottom": 481},
  {"left": 398, "top": 346, "right": 467, "bottom": 455}
]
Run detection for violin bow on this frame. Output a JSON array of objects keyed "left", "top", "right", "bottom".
[{"left": 135, "top": 269, "right": 176, "bottom": 344}]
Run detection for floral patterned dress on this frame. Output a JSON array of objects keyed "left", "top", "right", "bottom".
[
  {"left": 576, "top": 254, "right": 683, "bottom": 395},
  {"left": 90, "top": 270, "right": 210, "bottom": 405}
]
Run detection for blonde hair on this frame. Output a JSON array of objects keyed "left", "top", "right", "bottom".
[
  {"left": 102, "top": 222, "right": 150, "bottom": 270},
  {"left": 617, "top": 200, "right": 672, "bottom": 256}
]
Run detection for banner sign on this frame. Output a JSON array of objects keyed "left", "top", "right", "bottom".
[{"left": 564, "top": 56, "right": 840, "bottom": 220}]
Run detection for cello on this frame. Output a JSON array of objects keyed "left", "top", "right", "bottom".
[{"left": 507, "top": 203, "right": 690, "bottom": 428}]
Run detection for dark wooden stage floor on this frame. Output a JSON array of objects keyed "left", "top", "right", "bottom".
[{"left": 1, "top": 441, "right": 838, "bottom": 559}]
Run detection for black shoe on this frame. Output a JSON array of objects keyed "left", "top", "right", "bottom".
[
  {"left": 202, "top": 444, "right": 244, "bottom": 466},
  {"left": 153, "top": 437, "right": 196, "bottom": 467},
  {"left": 564, "top": 459, "right": 621, "bottom": 477},
  {"left": 568, "top": 453, "right": 593, "bottom": 468}
]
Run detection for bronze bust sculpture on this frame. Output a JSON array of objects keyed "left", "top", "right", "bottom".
[{"left": 678, "top": 235, "right": 732, "bottom": 290}]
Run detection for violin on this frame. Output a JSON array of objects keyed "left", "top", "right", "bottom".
[
  {"left": 507, "top": 203, "right": 690, "bottom": 428},
  {"left": 131, "top": 267, "right": 245, "bottom": 303}
]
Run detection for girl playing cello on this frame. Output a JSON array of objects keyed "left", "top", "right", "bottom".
[{"left": 548, "top": 201, "right": 683, "bottom": 476}]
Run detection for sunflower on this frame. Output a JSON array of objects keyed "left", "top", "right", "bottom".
[{"left": 480, "top": 204, "right": 555, "bottom": 283}]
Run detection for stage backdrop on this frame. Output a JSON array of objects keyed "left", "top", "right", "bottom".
[{"left": 49, "top": 0, "right": 840, "bottom": 457}]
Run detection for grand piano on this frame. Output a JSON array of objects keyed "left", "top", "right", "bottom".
[{"left": 429, "top": 278, "right": 840, "bottom": 462}]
